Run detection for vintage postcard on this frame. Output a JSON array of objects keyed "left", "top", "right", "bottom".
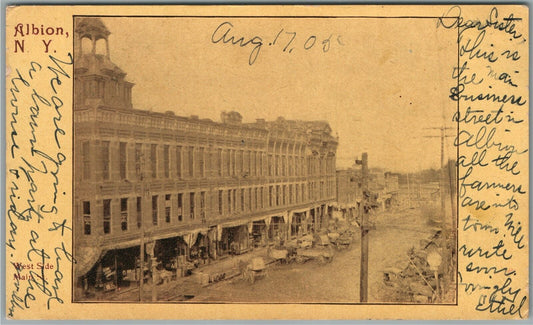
[{"left": 5, "top": 4, "right": 529, "bottom": 320}]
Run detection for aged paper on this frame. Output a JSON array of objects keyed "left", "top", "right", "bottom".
[{"left": 5, "top": 5, "right": 529, "bottom": 320}]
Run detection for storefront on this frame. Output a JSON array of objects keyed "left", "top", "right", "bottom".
[
  {"left": 251, "top": 219, "right": 268, "bottom": 247},
  {"left": 268, "top": 215, "right": 287, "bottom": 243},
  {"left": 290, "top": 211, "right": 307, "bottom": 238},
  {"left": 218, "top": 224, "right": 250, "bottom": 256},
  {"left": 189, "top": 232, "right": 210, "bottom": 265},
  {"left": 83, "top": 245, "right": 139, "bottom": 293}
]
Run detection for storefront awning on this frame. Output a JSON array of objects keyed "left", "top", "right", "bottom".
[
  {"left": 219, "top": 217, "right": 251, "bottom": 228},
  {"left": 290, "top": 207, "right": 311, "bottom": 214},
  {"left": 75, "top": 245, "right": 106, "bottom": 277},
  {"left": 149, "top": 226, "right": 209, "bottom": 242}
]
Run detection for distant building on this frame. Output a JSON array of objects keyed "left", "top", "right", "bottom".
[
  {"left": 366, "top": 169, "right": 399, "bottom": 210},
  {"left": 73, "top": 18, "right": 338, "bottom": 297},
  {"left": 335, "top": 168, "right": 361, "bottom": 220},
  {"left": 369, "top": 168, "right": 386, "bottom": 192},
  {"left": 385, "top": 172, "right": 399, "bottom": 193},
  {"left": 335, "top": 168, "right": 361, "bottom": 206},
  {"left": 384, "top": 172, "right": 400, "bottom": 208}
]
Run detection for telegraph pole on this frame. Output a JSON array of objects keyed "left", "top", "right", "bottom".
[
  {"left": 355, "top": 152, "right": 369, "bottom": 302},
  {"left": 423, "top": 127, "right": 453, "bottom": 221},
  {"left": 138, "top": 154, "right": 145, "bottom": 302}
]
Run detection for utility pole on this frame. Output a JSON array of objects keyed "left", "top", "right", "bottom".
[
  {"left": 423, "top": 127, "right": 453, "bottom": 221},
  {"left": 355, "top": 152, "right": 369, "bottom": 302},
  {"left": 138, "top": 154, "right": 145, "bottom": 302},
  {"left": 139, "top": 226, "right": 145, "bottom": 301}
]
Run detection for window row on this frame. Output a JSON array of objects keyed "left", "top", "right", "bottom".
[
  {"left": 80, "top": 141, "right": 334, "bottom": 181},
  {"left": 83, "top": 192, "right": 200, "bottom": 235},
  {"left": 75, "top": 78, "right": 132, "bottom": 105},
  {"left": 80, "top": 180, "right": 335, "bottom": 235}
]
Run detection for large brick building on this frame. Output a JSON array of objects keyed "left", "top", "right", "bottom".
[{"left": 73, "top": 18, "right": 338, "bottom": 296}]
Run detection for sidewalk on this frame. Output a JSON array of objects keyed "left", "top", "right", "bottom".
[
  {"left": 189, "top": 245, "right": 272, "bottom": 282},
  {"left": 92, "top": 244, "right": 274, "bottom": 301}
]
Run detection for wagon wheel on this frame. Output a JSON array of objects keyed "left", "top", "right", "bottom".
[{"left": 295, "top": 255, "right": 305, "bottom": 264}]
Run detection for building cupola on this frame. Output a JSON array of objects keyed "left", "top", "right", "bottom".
[{"left": 74, "top": 18, "right": 134, "bottom": 110}]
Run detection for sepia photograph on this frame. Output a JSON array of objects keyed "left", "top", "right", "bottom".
[{"left": 72, "top": 15, "right": 458, "bottom": 304}]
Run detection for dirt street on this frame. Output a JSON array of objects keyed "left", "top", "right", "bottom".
[
  {"left": 190, "top": 207, "right": 433, "bottom": 303},
  {"left": 96, "top": 206, "right": 436, "bottom": 303}
]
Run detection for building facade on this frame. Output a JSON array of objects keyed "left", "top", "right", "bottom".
[
  {"left": 335, "top": 168, "right": 361, "bottom": 207},
  {"left": 335, "top": 168, "right": 362, "bottom": 221},
  {"left": 73, "top": 18, "right": 338, "bottom": 296}
]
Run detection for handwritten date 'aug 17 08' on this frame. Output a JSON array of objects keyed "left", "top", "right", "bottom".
[{"left": 211, "top": 21, "right": 344, "bottom": 65}]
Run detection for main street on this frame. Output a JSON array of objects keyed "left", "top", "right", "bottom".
[
  {"left": 189, "top": 206, "right": 435, "bottom": 303},
  {"left": 97, "top": 204, "right": 438, "bottom": 303}
]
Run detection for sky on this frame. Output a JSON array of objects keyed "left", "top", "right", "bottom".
[{"left": 91, "top": 17, "right": 457, "bottom": 173}]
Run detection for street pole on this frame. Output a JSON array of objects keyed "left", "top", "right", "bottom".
[
  {"left": 423, "top": 126, "right": 453, "bottom": 221},
  {"left": 440, "top": 127, "right": 446, "bottom": 220},
  {"left": 139, "top": 212, "right": 144, "bottom": 301},
  {"left": 114, "top": 251, "right": 118, "bottom": 291},
  {"left": 138, "top": 153, "right": 146, "bottom": 302},
  {"left": 356, "top": 152, "right": 369, "bottom": 302}
]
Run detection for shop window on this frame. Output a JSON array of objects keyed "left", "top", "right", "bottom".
[
  {"left": 151, "top": 144, "right": 157, "bottom": 178},
  {"left": 231, "top": 150, "right": 236, "bottom": 176},
  {"left": 136, "top": 197, "right": 142, "bottom": 228},
  {"left": 217, "top": 149, "right": 223, "bottom": 177},
  {"left": 225, "top": 150, "right": 230, "bottom": 176},
  {"left": 165, "top": 194, "right": 171, "bottom": 223},
  {"left": 82, "top": 141, "right": 90, "bottom": 180},
  {"left": 102, "top": 141, "right": 110, "bottom": 180},
  {"left": 120, "top": 198, "right": 128, "bottom": 231},
  {"left": 190, "top": 193, "right": 195, "bottom": 219},
  {"left": 289, "top": 184, "right": 293, "bottom": 204},
  {"left": 227, "top": 190, "right": 232, "bottom": 213},
  {"left": 103, "top": 199, "right": 111, "bottom": 234},
  {"left": 119, "top": 142, "right": 127, "bottom": 180},
  {"left": 188, "top": 146, "right": 194, "bottom": 177},
  {"left": 176, "top": 146, "right": 182, "bottom": 178},
  {"left": 200, "top": 192, "right": 206, "bottom": 222},
  {"left": 198, "top": 147, "right": 205, "bottom": 177},
  {"left": 248, "top": 188, "right": 252, "bottom": 211},
  {"left": 254, "top": 188, "right": 258, "bottom": 210},
  {"left": 240, "top": 189, "right": 245, "bottom": 211},
  {"left": 165, "top": 207, "right": 171, "bottom": 223},
  {"left": 164, "top": 145, "right": 170, "bottom": 178},
  {"left": 83, "top": 201, "right": 91, "bottom": 235},
  {"left": 152, "top": 195, "right": 158, "bottom": 225},
  {"left": 177, "top": 193, "right": 183, "bottom": 221},
  {"left": 260, "top": 187, "right": 264, "bottom": 209},
  {"left": 218, "top": 190, "right": 223, "bottom": 215},
  {"left": 232, "top": 189, "right": 236, "bottom": 211},
  {"left": 135, "top": 143, "right": 142, "bottom": 179}
]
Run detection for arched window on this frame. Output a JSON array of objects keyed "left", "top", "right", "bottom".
[
  {"left": 81, "top": 37, "right": 92, "bottom": 54},
  {"left": 95, "top": 38, "right": 107, "bottom": 55}
]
